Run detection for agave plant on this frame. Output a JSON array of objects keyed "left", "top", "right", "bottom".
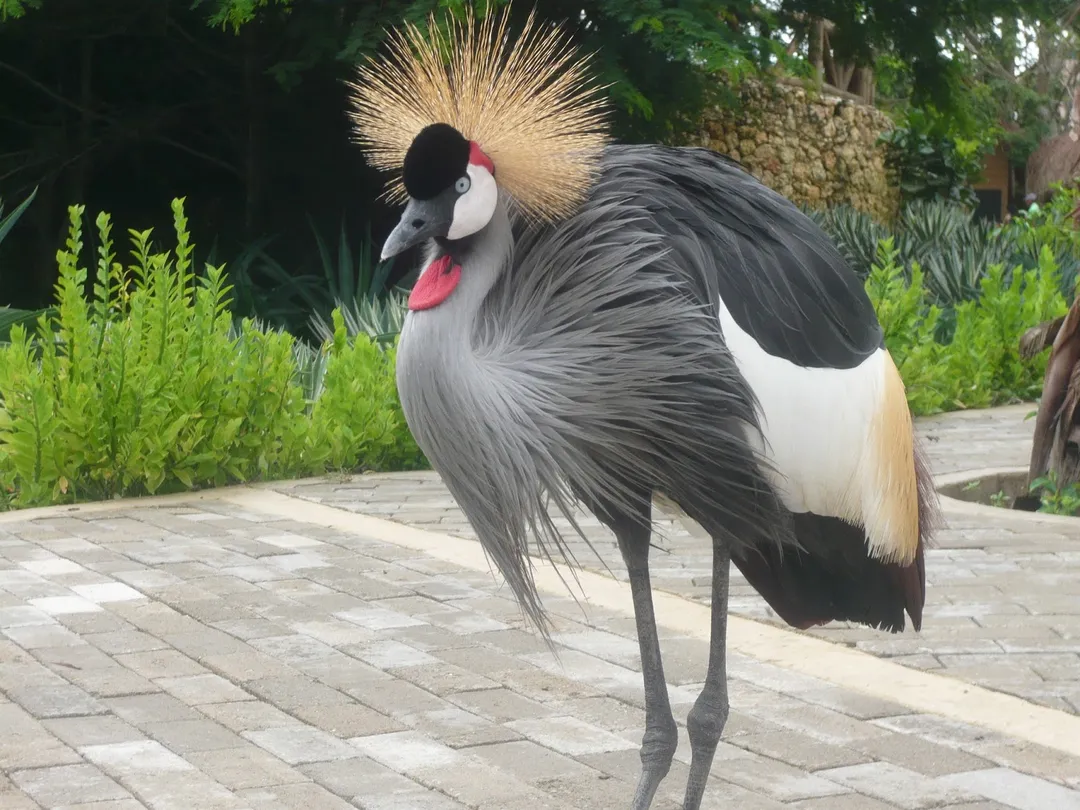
[
  {"left": 225, "top": 218, "right": 401, "bottom": 342},
  {"left": 904, "top": 215, "right": 1014, "bottom": 306},
  {"left": 309, "top": 288, "right": 409, "bottom": 345},
  {"left": 0, "top": 187, "right": 52, "bottom": 343},
  {"left": 291, "top": 340, "right": 331, "bottom": 403},
  {"left": 895, "top": 198, "right": 972, "bottom": 248},
  {"left": 0, "top": 186, "right": 37, "bottom": 248},
  {"left": 801, "top": 204, "right": 886, "bottom": 277}
]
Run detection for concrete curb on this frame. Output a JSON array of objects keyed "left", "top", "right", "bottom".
[{"left": 935, "top": 466, "right": 1080, "bottom": 530}]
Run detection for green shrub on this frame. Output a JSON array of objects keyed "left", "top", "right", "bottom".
[
  {"left": 865, "top": 238, "right": 1067, "bottom": 416},
  {"left": 865, "top": 239, "right": 948, "bottom": 414},
  {"left": 877, "top": 106, "right": 993, "bottom": 207},
  {"left": 0, "top": 199, "right": 424, "bottom": 510},
  {"left": 808, "top": 194, "right": 1080, "bottom": 310}
]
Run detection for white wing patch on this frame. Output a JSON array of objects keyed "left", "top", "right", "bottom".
[{"left": 716, "top": 295, "right": 919, "bottom": 564}]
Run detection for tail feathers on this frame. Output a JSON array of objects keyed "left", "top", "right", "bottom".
[
  {"left": 732, "top": 435, "right": 938, "bottom": 635},
  {"left": 914, "top": 434, "right": 942, "bottom": 555},
  {"left": 733, "top": 512, "right": 924, "bottom": 633}
]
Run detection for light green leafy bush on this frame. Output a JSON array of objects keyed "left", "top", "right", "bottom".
[
  {"left": 865, "top": 238, "right": 1067, "bottom": 416},
  {"left": 0, "top": 199, "right": 424, "bottom": 510}
]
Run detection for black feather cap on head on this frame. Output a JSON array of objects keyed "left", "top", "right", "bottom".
[{"left": 403, "top": 123, "right": 471, "bottom": 200}]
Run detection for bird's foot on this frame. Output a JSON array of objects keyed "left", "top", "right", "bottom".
[{"left": 629, "top": 767, "right": 670, "bottom": 810}]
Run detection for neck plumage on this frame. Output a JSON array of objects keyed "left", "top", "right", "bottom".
[
  {"left": 394, "top": 198, "right": 511, "bottom": 460},
  {"left": 394, "top": 199, "right": 571, "bottom": 633}
]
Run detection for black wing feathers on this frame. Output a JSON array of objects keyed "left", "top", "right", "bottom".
[{"left": 599, "top": 145, "right": 884, "bottom": 370}]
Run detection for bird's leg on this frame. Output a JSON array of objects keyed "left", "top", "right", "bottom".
[
  {"left": 682, "top": 541, "right": 731, "bottom": 810},
  {"left": 614, "top": 513, "right": 678, "bottom": 810}
]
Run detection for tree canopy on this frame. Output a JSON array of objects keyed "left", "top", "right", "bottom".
[{"left": 0, "top": 0, "right": 1073, "bottom": 308}]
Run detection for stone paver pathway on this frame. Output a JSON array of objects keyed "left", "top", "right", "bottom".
[
  {"left": 270, "top": 404, "right": 1080, "bottom": 715},
  {"left": 0, "top": 403, "right": 1078, "bottom": 809}
]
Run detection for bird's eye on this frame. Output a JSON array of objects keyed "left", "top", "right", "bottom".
[{"left": 455, "top": 176, "right": 471, "bottom": 194}]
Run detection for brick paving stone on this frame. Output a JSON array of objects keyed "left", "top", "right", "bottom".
[
  {"left": 349, "top": 638, "right": 439, "bottom": 668},
  {"left": 235, "top": 783, "right": 357, "bottom": 810},
  {"left": 141, "top": 717, "right": 244, "bottom": 753},
  {"left": 446, "top": 686, "right": 553, "bottom": 723},
  {"left": 245, "top": 675, "right": 352, "bottom": 712},
  {"left": 505, "top": 715, "right": 638, "bottom": 756},
  {"left": 153, "top": 672, "right": 252, "bottom": 704},
  {"left": 405, "top": 757, "right": 545, "bottom": 807},
  {"left": 732, "top": 729, "right": 872, "bottom": 772},
  {"left": 350, "top": 729, "right": 465, "bottom": 771},
  {"left": 718, "top": 753, "right": 853, "bottom": 802},
  {"left": 244, "top": 725, "right": 361, "bottom": 764},
  {"left": 196, "top": 700, "right": 302, "bottom": 734},
  {"left": 10, "top": 764, "right": 131, "bottom": 807},
  {"left": 52, "top": 800, "right": 149, "bottom": 810},
  {"left": 4, "top": 621, "right": 86, "bottom": 649},
  {"left": 345, "top": 677, "right": 453, "bottom": 718},
  {"left": 0, "top": 775, "right": 46, "bottom": 810},
  {"left": 247, "top": 634, "right": 339, "bottom": 666},
  {"left": 0, "top": 703, "right": 83, "bottom": 770},
  {"left": 53, "top": 664, "right": 159, "bottom": 700},
  {"left": 185, "top": 745, "right": 309, "bottom": 790},
  {"left": 789, "top": 797, "right": 903, "bottom": 810},
  {"left": 82, "top": 629, "right": 168, "bottom": 656},
  {"left": 105, "top": 693, "right": 202, "bottom": 726},
  {"left": 939, "top": 768, "right": 1080, "bottom": 810},
  {"left": 8, "top": 683, "right": 107, "bottom": 718},
  {"left": 850, "top": 731, "right": 995, "bottom": 777},
  {"left": 390, "top": 661, "right": 500, "bottom": 695},
  {"left": 299, "top": 755, "right": 419, "bottom": 799},
  {"left": 818, "top": 762, "right": 980, "bottom": 809},
  {"left": 291, "top": 700, "right": 403, "bottom": 738},
  {"left": 467, "top": 739, "right": 605, "bottom": 783},
  {"left": 113, "top": 649, "right": 207, "bottom": 680},
  {"left": 43, "top": 715, "right": 146, "bottom": 748},
  {"left": 34, "top": 641, "right": 123, "bottom": 673}
]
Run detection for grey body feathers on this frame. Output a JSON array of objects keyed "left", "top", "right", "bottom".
[{"left": 396, "top": 144, "right": 900, "bottom": 636}]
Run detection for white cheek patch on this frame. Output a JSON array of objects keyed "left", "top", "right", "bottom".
[{"left": 448, "top": 164, "right": 498, "bottom": 240}]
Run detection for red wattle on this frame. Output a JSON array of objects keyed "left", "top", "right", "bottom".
[{"left": 408, "top": 255, "right": 462, "bottom": 311}]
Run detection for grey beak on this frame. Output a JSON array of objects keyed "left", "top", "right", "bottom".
[{"left": 380, "top": 197, "right": 454, "bottom": 260}]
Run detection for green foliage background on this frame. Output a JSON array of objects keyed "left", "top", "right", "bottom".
[
  {"left": 1, "top": 0, "right": 1064, "bottom": 310},
  {"left": 0, "top": 200, "right": 424, "bottom": 511},
  {"left": 0, "top": 196, "right": 1070, "bottom": 511}
]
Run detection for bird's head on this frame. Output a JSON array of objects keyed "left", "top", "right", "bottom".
[
  {"left": 380, "top": 122, "right": 499, "bottom": 260},
  {"left": 348, "top": 6, "right": 611, "bottom": 267}
]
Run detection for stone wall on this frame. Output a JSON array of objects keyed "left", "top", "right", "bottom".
[{"left": 685, "top": 79, "right": 900, "bottom": 221}]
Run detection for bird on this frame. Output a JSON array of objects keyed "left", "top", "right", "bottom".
[{"left": 347, "top": 7, "right": 941, "bottom": 809}]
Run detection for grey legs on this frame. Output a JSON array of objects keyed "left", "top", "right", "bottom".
[
  {"left": 616, "top": 519, "right": 679, "bottom": 810},
  {"left": 598, "top": 490, "right": 733, "bottom": 810},
  {"left": 682, "top": 542, "right": 731, "bottom": 810}
]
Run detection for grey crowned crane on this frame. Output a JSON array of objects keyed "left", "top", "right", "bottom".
[{"left": 348, "top": 8, "right": 940, "bottom": 810}]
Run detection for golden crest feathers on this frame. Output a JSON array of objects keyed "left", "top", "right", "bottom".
[{"left": 346, "top": 4, "right": 612, "bottom": 224}]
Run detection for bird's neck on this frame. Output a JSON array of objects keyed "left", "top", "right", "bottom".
[
  {"left": 408, "top": 201, "right": 511, "bottom": 344},
  {"left": 394, "top": 199, "right": 512, "bottom": 458}
]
